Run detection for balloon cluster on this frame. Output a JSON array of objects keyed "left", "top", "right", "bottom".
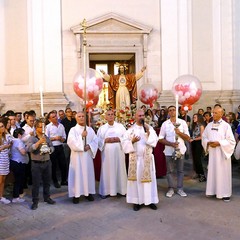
[
  {"left": 73, "top": 68, "right": 103, "bottom": 108},
  {"left": 172, "top": 75, "right": 202, "bottom": 111},
  {"left": 85, "top": 97, "right": 99, "bottom": 109},
  {"left": 139, "top": 84, "right": 159, "bottom": 108}
]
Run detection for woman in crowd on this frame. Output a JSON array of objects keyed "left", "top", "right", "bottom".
[
  {"left": 10, "top": 128, "right": 28, "bottom": 203},
  {"left": 197, "top": 108, "right": 204, "bottom": 115},
  {"left": 189, "top": 113, "right": 206, "bottom": 182},
  {"left": 228, "top": 112, "right": 239, "bottom": 134},
  {"left": 236, "top": 105, "right": 240, "bottom": 122},
  {"left": 157, "top": 108, "right": 168, "bottom": 128},
  {"left": 0, "top": 118, "right": 12, "bottom": 204},
  {"left": 145, "top": 109, "right": 154, "bottom": 121},
  {"left": 144, "top": 109, "right": 156, "bottom": 126}
]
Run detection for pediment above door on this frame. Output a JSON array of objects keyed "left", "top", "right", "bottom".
[{"left": 71, "top": 12, "right": 152, "bottom": 34}]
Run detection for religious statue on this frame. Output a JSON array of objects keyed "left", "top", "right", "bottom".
[{"left": 100, "top": 64, "right": 146, "bottom": 110}]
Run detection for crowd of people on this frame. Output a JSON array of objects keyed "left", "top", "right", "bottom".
[{"left": 0, "top": 103, "right": 239, "bottom": 211}]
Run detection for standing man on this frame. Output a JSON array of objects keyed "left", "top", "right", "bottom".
[
  {"left": 67, "top": 112, "right": 98, "bottom": 204},
  {"left": 203, "top": 111, "right": 212, "bottom": 126},
  {"left": 206, "top": 106, "right": 212, "bottom": 115},
  {"left": 97, "top": 109, "right": 127, "bottom": 198},
  {"left": 22, "top": 113, "right": 36, "bottom": 187},
  {"left": 202, "top": 105, "right": 236, "bottom": 202},
  {"left": 46, "top": 111, "right": 67, "bottom": 188},
  {"left": 58, "top": 110, "right": 65, "bottom": 123},
  {"left": 15, "top": 112, "right": 22, "bottom": 128},
  {"left": 122, "top": 109, "right": 159, "bottom": 211},
  {"left": 26, "top": 119, "right": 55, "bottom": 210},
  {"left": 20, "top": 111, "right": 29, "bottom": 128},
  {"left": 61, "top": 108, "right": 77, "bottom": 173},
  {"left": 158, "top": 106, "right": 190, "bottom": 198},
  {"left": 8, "top": 114, "right": 19, "bottom": 136}
]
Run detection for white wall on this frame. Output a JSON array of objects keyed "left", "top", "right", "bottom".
[
  {"left": 0, "top": 0, "right": 239, "bottom": 114},
  {"left": 61, "top": 0, "right": 161, "bottom": 93},
  {"left": 0, "top": 0, "right": 62, "bottom": 95}
]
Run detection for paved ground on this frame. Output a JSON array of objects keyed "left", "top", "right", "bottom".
[{"left": 1, "top": 160, "right": 240, "bottom": 240}]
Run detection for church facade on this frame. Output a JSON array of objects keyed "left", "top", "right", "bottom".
[{"left": 0, "top": 0, "right": 239, "bottom": 116}]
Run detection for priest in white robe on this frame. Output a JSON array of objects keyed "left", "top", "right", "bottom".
[
  {"left": 97, "top": 109, "right": 127, "bottom": 198},
  {"left": 67, "top": 112, "right": 98, "bottom": 204},
  {"left": 122, "top": 109, "right": 159, "bottom": 211},
  {"left": 202, "top": 105, "right": 236, "bottom": 202}
]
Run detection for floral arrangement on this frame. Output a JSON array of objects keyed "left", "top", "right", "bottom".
[
  {"left": 115, "top": 104, "right": 137, "bottom": 129},
  {"left": 91, "top": 103, "right": 157, "bottom": 131},
  {"left": 92, "top": 104, "right": 137, "bottom": 131}
]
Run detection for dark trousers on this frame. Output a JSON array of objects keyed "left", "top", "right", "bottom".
[
  {"left": 23, "top": 153, "right": 32, "bottom": 187},
  {"left": 10, "top": 160, "right": 26, "bottom": 198},
  {"left": 191, "top": 140, "right": 205, "bottom": 175},
  {"left": 63, "top": 143, "right": 71, "bottom": 177},
  {"left": 31, "top": 160, "right": 51, "bottom": 203},
  {"left": 50, "top": 145, "right": 67, "bottom": 183}
]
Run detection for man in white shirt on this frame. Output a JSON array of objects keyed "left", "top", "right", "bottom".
[
  {"left": 8, "top": 114, "right": 19, "bottom": 136},
  {"left": 22, "top": 113, "right": 36, "bottom": 187},
  {"left": 46, "top": 111, "right": 67, "bottom": 188},
  {"left": 158, "top": 105, "right": 190, "bottom": 198}
]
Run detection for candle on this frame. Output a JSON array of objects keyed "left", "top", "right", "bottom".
[
  {"left": 40, "top": 86, "right": 44, "bottom": 117},
  {"left": 175, "top": 94, "right": 178, "bottom": 123}
]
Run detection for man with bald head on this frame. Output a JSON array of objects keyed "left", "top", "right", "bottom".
[
  {"left": 97, "top": 109, "right": 127, "bottom": 198},
  {"left": 122, "top": 109, "right": 159, "bottom": 211},
  {"left": 67, "top": 112, "right": 98, "bottom": 204},
  {"left": 202, "top": 105, "right": 236, "bottom": 202}
]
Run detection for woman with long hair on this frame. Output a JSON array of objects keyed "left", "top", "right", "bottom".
[
  {"left": 157, "top": 108, "right": 168, "bottom": 128},
  {"left": 0, "top": 118, "right": 12, "bottom": 204},
  {"left": 144, "top": 108, "right": 156, "bottom": 126},
  {"left": 189, "top": 113, "right": 206, "bottom": 182}
]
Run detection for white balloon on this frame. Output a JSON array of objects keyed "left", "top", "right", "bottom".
[
  {"left": 88, "top": 86, "right": 94, "bottom": 91},
  {"left": 177, "top": 91, "right": 183, "bottom": 97},
  {"left": 93, "top": 85, "right": 99, "bottom": 91},
  {"left": 190, "top": 89, "right": 196, "bottom": 96},
  {"left": 184, "top": 92, "right": 190, "bottom": 98},
  {"left": 189, "top": 82, "right": 197, "bottom": 91},
  {"left": 88, "top": 77, "right": 95, "bottom": 84},
  {"left": 78, "top": 82, "right": 84, "bottom": 88},
  {"left": 179, "top": 96, "right": 186, "bottom": 103}
]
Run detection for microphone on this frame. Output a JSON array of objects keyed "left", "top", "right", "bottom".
[{"left": 141, "top": 119, "right": 146, "bottom": 132}]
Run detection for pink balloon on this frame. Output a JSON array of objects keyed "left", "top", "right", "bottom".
[
  {"left": 73, "top": 82, "right": 83, "bottom": 98},
  {"left": 73, "top": 68, "right": 103, "bottom": 101},
  {"left": 172, "top": 75, "right": 202, "bottom": 107},
  {"left": 139, "top": 83, "right": 159, "bottom": 107}
]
